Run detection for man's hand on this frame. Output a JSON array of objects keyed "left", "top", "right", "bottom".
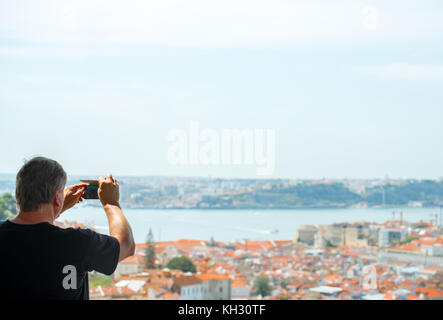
[
  {"left": 98, "top": 174, "right": 120, "bottom": 207},
  {"left": 61, "top": 184, "right": 86, "bottom": 213}
]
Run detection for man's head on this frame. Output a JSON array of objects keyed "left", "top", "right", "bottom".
[{"left": 15, "top": 157, "right": 67, "bottom": 214}]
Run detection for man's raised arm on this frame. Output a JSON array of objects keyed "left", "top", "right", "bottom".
[{"left": 98, "top": 174, "right": 135, "bottom": 262}]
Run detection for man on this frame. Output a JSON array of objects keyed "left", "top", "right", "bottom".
[{"left": 0, "top": 156, "right": 135, "bottom": 299}]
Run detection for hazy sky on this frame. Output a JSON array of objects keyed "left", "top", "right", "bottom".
[{"left": 1, "top": 0, "right": 443, "bottom": 179}]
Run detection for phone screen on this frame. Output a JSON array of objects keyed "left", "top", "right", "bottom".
[{"left": 84, "top": 185, "right": 99, "bottom": 199}]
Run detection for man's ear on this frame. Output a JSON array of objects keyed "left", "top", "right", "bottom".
[{"left": 54, "top": 189, "right": 64, "bottom": 211}]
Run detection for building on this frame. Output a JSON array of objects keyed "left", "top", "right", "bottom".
[
  {"left": 113, "top": 255, "right": 142, "bottom": 279},
  {"left": 195, "top": 274, "right": 232, "bottom": 300},
  {"left": 420, "top": 242, "right": 443, "bottom": 257},
  {"left": 173, "top": 275, "right": 204, "bottom": 300},
  {"left": 379, "top": 228, "right": 408, "bottom": 247},
  {"left": 323, "top": 223, "right": 371, "bottom": 248},
  {"left": 307, "top": 286, "right": 343, "bottom": 299},
  {"left": 171, "top": 273, "right": 232, "bottom": 300},
  {"left": 295, "top": 225, "right": 318, "bottom": 246},
  {"left": 231, "top": 279, "right": 251, "bottom": 299},
  {"left": 90, "top": 285, "right": 138, "bottom": 300}
]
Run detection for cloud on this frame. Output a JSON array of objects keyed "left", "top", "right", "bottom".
[
  {"left": 1, "top": 0, "right": 442, "bottom": 48},
  {"left": 353, "top": 64, "right": 443, "bottom": 81}
]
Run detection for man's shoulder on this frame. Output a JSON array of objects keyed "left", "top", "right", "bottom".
[
  {"left": 40, "top": 225, "right": 99, "bottom": 247},
  {"left": 0, "top": 220, "right": 8, "bottom": 233},
  {"left": 56, "top": 226, "right": 99, "bottom": 239},
  {"left": 0, "top": 219, "right": 15, "bottom": 228},
  {"left": 59, "top": 226, "right": 117, "bottom": 246}
]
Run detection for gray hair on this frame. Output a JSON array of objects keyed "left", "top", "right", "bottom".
[{"left": 15, "top": 156, "right": 67, "bottom": 212}]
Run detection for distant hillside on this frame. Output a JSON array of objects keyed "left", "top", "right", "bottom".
[
  {"left": 226, "top": 183, "right": 361, "bottom": 208},
  {"left": 364, "top": 180, "right": 443, "bottom": 207},
  {"left": 1, "top": 175, "right": 442, "bottom": 209},
  {"left": 196, "top": 181, "right": 443, "bottom": 209}
]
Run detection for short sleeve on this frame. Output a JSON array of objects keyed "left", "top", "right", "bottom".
[{"left": 79, "top": 228, "right": 120, "bottom": 275}]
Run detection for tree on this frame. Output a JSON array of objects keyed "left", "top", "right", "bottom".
[
  {"left": 166, "top": 256, "right": 196, "bottom": 273},
  {"left": 253, "top": 276, "right": 271, "bottom": 297},
  {"left": 279, "top": 277, "right": 289, "bottom": 290},
  {"left": 145, "top": 228, "right": 156, "bottom": 269},
  {"left": 0, "top": 193, "right": 17, "bottom": 220},
  {"left": 400, "top": 235, "right": 420, "bottom": 245}
]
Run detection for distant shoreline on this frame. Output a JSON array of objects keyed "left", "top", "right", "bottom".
[{"left": 81, "top": 204, "right": 431, "bottom": 211}]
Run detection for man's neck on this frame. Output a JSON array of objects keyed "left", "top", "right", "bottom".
[{"left": 11, "top": 205, "right": 56, "bottom": 225}]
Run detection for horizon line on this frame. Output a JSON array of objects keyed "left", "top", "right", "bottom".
[{"left": 1, "top": 172, "right": 442, "bottom": 181}]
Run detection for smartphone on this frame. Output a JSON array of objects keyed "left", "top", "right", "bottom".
[
  {"left": 80, "top": 180, "right": 99, "bottom": 200},
  {"left": 84, "top": 185, "right": 99, "bottom": 199}
]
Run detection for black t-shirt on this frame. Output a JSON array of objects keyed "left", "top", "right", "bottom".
[{"left": 0, "top": 220, "right": 120, "bottom": 300}]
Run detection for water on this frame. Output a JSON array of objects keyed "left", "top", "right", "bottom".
[{"left": 61, "top": 205, "right": 440, "bottom": 243}]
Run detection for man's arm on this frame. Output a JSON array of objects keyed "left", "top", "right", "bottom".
[{"left": 98, "top": 174, "right": 135, "bottom": 261}]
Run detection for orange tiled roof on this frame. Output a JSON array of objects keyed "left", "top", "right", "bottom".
[
  {"left": 323, "top": 274, "right": 343, "bottom": 283},
  {"left": 384, "top": 292, "right": 395, "bottom": 300},
  {"left": 89, "top": 285, "right": 137, "bottom": 297},
  {"left": 388, "top": 242, "right": 421, "bottom": 252},
  {"left": 173, "top": 275, "right": 202, "bottom": 287},
  {"left": 424, "top": 266, "right": 440, "bottom": 271},
  {"left": 195, "top": 273, "right": 230, "bottom": 281},
  {"left": 163, "top": 292, "right": 181, "bottom": 300},
  {"left": 416, "top": 287, "right": 443, "bottom": 299},
  {"left": 420, "top": 240, "right": 438, "bottom": 246},
  {"left": 231, "top": 280, "right": 247, "bottom": 288},
  {"left": 120, "top": 255, "right": 139, "bottom": 264}
]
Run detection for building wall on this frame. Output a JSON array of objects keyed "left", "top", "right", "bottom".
[
  {"left": 314, "top": 231, "right": 325, "bottom": 248},
  {"left": 344, "top": 227, "right": 369, "bottom": 248},
  {"left": 180, "top": 279, "right": 232, "bottom": 300},
  {"left": 434, "top": 245, "right": 443, "bottom": 256},
  {"left": 324, "top": 226, "right": 345, "bottom": 247},
  {"left": 380, "top": 252, "right": 443, "bottom": 267},
  {"left": 181, "top": 283, "right": 204, "bottom": 300},
  {"left": 113, "top": 263, "right": 139, "bottom": 279},
  {"left": 202, "top": 279, "right": 231, "bottom": 300},
  {"left": 231, "top": 286, "right": 251, "bottom": 299},
  {"left": 297, "top": 228, "right": 318, "bottom": 246},
  {"left": 378, "top": 229, "right": 407, "bottom": 247}
]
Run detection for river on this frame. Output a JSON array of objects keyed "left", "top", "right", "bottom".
[{"left": 60, "top": 205, "right": 440, "bottom": 243}]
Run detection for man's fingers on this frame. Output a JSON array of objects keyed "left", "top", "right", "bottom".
[
  {"left": 99, "top": 174, "right": 115, "bottom": 184},
  {"left": 65, "top": 184, "right": 87, "bottom": 192},
  {"left": 98, "top": 175, "right": 117, "bottom": 187}
]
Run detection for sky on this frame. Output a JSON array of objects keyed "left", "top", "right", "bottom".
[{"left": 1, "top": 0, "right": 443, "bottom": 179}]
